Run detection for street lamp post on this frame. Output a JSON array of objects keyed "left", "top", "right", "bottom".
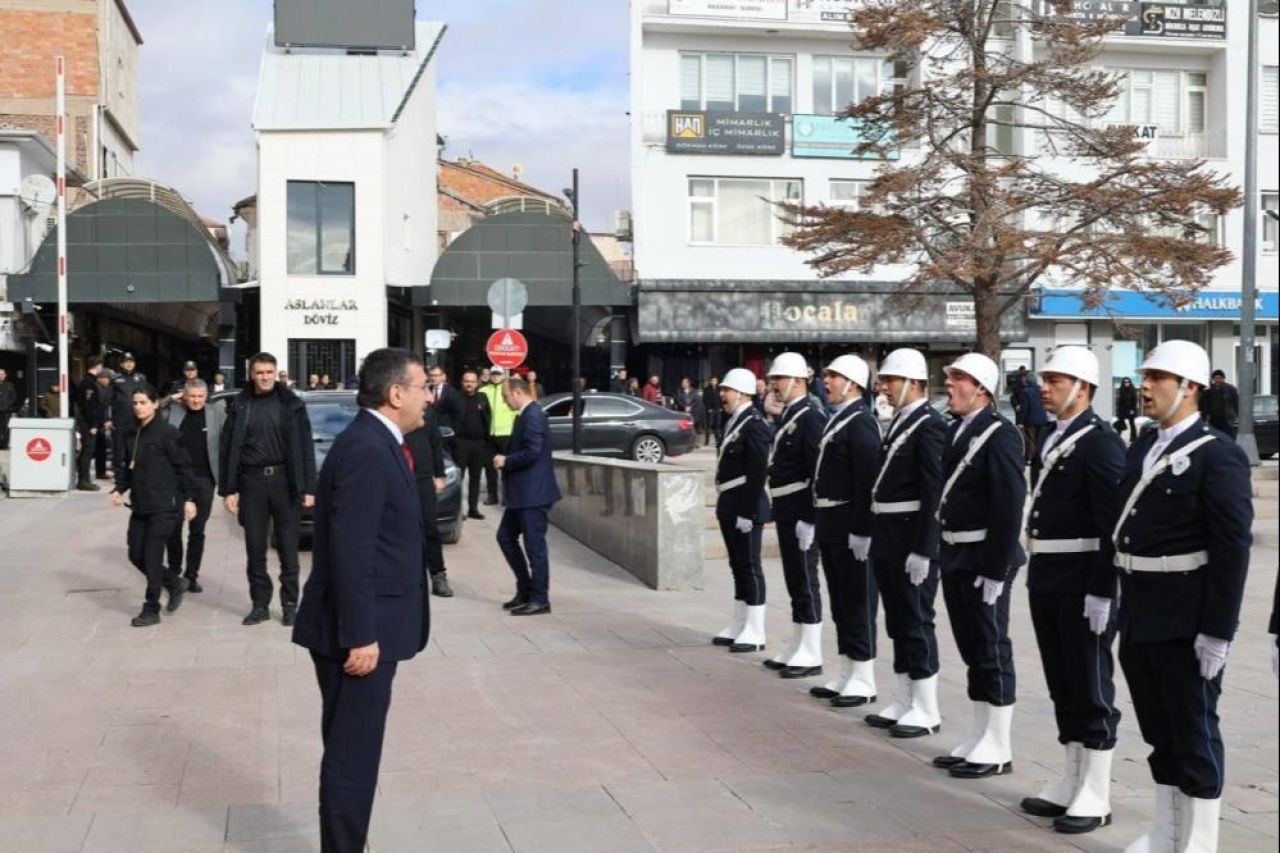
[
  {"left": 1236, "top": 0, "right": 1261, "bottom": 465},
  {"left": 569, "top": 168, "right": 583, "bottom": 456}
]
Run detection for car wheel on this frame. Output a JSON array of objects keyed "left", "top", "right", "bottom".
[{"left": 631, "top": 434, "right": 666, "bottom": 464}]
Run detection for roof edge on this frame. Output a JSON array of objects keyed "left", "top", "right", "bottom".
[{"left": 391, "top": 22, "right": 447, "bottom": 125}]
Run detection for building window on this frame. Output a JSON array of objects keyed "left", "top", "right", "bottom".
[
  {"left": 680, "top": 53, "right": 793, "bottom": 113},
  {"left": 1105, "top": 69, "right": 1209, "bottom": 137},
  {"left": 828, "top": 179, "right": 868, "bottom": 209},
  {"left": 1263, "top": 66, "right": 1279, "bottom": 134},
  {"left": 1263, "top": 192, "right": 1278, "bottom": 252},
  {"left": 288, "top": 338, "right": 356, "bottom": 386},
  {"left": 688, "top": 177, "right": 801, "bottom": 246},
  {"left": 287, "top": 181, "right": 355, "bottom": 275},
  {"left": 812, "top": 57, "right": 906, "bottom": 115}
]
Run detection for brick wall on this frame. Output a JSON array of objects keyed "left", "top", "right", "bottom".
[
  {"left": 0, "top": 9, "right": 100, "bottom": 99},
  {"left": 0, "top": 112, "right": 94, "bottom": 177}
]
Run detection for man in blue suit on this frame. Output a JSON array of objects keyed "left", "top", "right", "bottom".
[
  {"left": 292, "top": 348, "right": 431, "bottom": 853},
  {"left": 493, "top": 375, "right": 561, "bottom": 615}
]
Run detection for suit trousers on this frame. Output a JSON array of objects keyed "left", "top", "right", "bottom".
[
  {"left": 417, "top": 485, "right": 445, "bottom": 577},
  {"left": 716, "top": 508, "right": 765, "bottom": 606},
  {"left": 1029, "top": 592, "right": 1120, "bottom": 750},
  {"left": 485, "top": 435, "right": 510, "bottom": 502},
  {"left": 1119, "top": 637, "right": 1224, "bottom": 798},
  {"left": 818, "top": 539, "right": 877, "bottom": 659},
  {"left": 453, "top": 437, "right": 487, "bottom": 513},
  {"left": 776, "top": 520, "right": 822, "bottom": 624},
  {"left": 166, "top": 475, "right": 215, "bottom": 579},
  {"left": 497, "top": 506, "right": 551, "bottom": 604},
  {"left": 95, "top": 426, "right": 110, "bottom": 477},
  {"left": 941, "top": 565, "right": 1017, "bottom": 706},
  {"left": 127, "top": 510, "right": 179, "bottom": 612},
  {"left": 75, "top": 423, "right": 96, "bottom": 484},
  {"left": 872, "top": 544, "right": 940, "bottom": 680},
  {"left": 311, "top": 653, "right": 399, "bottom": 853},
  {"left": 239, "top": 469, "right": 301, "bottom": 608}
]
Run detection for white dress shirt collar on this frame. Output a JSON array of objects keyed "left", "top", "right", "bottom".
[{"left": 366, "top": 408, "right": 404, "bottom": 444}]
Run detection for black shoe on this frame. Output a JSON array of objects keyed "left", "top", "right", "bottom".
[
  {"left": 467, "top": 510, "right": 486, "bottom": 520},
  {"left": 831, "top": 693, "right": 876, "bottom": 708},
  {"left": 242, "top": 607, "right": 270, "bottom": 626},
  {"left": 185, "top": 578, "right": 203, "bottom": 594},
  {"left": 165, "top": 575, "right": 189, "bottom": 613},
  {"left": 729, "top": 641, "right": 764, "bottom": 653},
  {"left": 712, "top": 636, "right": 735, "bottom": 647},
  {"left": 809, "top": 686, "right": 839, "bottom": 699},
  {"left": 779, "top": 665, "right": 822, "bottom": 679},
  {"left": 431, "top": 574, "right": 454, "bottom": 598},
  {"left": 1053, "top": 814, "right": 1110, "bottom": 834},
  {"left": 931, "top": 755, "right": 966, "bottom": 768},
  {"left": 949, "top": 761, "right": 1013, "bottom": 779},
  {"left": 762, "top": 659, "right": 786, "bottom": 671},
  {"left": 864, "top": 713, "right": 899, "bottom": 729},
  {"left": 510, "top": 601, "right": 551, "bottom": 616},
  {"left": 131, "top": 608, "right": 160, "bottom": 627},
  {"left": 281, "top": 605, "right": 297, "bottom": 627},
  {"left": 889, "top": 722, "right": 939, "bottom": 738},
  {"left": 1020, "top": 797, "right": 1068, "bottom": 818},
  {"left": 483, "top": 497, "right": 500, "bottom": 506},
  {"left": 502, "top": 594, "right": 529, "bottom": 610},
  {"left": 76, "top": 481, "right": 102, "bottom": 492}
]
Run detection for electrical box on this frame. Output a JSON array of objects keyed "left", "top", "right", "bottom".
[{"left": 5, "top": 418, "right": 75, "bottom": 495}]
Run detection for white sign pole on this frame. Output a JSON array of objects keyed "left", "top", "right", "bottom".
[{"left": 55, "top": 56, "right": 69, "bottom": 419}]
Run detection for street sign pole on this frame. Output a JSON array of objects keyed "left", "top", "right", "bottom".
[
  {"left": 55, "top": 57, "right": 69, "bottom": 419},
  {"left": 571, "top": 168, "right": 583, "bottom": 456},
  {"left": 1236, "top": 0, "right": 1260, "bottom": 466}
]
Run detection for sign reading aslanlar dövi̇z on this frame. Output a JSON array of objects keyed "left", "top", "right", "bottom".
[
  {"left": 666, "top": 111, "right": 786, "bottom": 156},
  {"left": 282, "top": 297, "right": 359, "bottom": 327},
  {"left": 1038, "top": 0, "right": 1226, "bottom": 39},
  {"left": 637, "top": 284, "right": 1027, "bottom": 344}
]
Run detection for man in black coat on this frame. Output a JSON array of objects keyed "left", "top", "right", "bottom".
[
  {"left": 406, "top": 399, "right": 452, "bottom": 598},
  {"left": 701, "top": 377, "right": 721, "bottom": 447},
  {"left": 451, "top": 370, "right": 491, "bottom": 520},
  {"left": 0, "top": 366, "right": 16, "bottom": 450},
  {"left": 1199, "top": 369, "right": 1239, "bottom": 438},
  {"left": 110, "top": 352, "right": 148, "bottom": 476},
  {"left": 73, "top": 357, "right": 108, "bottom": 491},
  {"left": 292, "top": 348, "right": 430, "bottom": 853}
]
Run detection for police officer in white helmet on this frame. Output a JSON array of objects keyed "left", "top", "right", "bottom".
[
  {"left": 863, "top": 348, "right": 948, "bottom": 738},
  {"left": 808, "top": 355, "right": 883, "bottom": 707},
  {"left": 1018, "top": 346, "right": 1125, "bottom": 835},
  {"left": 763, "top": 352, "right": 827, "bottom": 678},
  {"left": 933, "top": 352, "right": 1026, "bottom": 779},
  {"left": 711, "top": 368, "right": 772, "bottom": 653},
  {"left": 1115, "top": 340, "right": 1252, "bottom": 853}
]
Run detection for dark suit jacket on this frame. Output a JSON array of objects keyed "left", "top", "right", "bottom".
[
  {"left": 406, "top": 412, "right": 446, "bottom": 524},
  {"left": 870, "top": 403, "right": 947, "bottom": 561},
  {"left": 715, "top": 405, "right": 771, "bottom": 524},
  {"left": 292, "top": 410, "right": 429, "bottom": 661},
  {"left": 502, "top": 402, "right": 562, "bottom": 509}
]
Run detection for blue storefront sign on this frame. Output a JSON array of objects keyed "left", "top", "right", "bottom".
[
  {"left": 1033, "top": 288, "right": 1279, "bottom": 320},
  {"left": 790, "top": 114, "right": 899, "bottom": 160}
]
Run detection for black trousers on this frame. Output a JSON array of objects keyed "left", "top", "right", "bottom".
[
  {"left": 76, "top": 423, "right": 96, "bottom": 484},
  {"left": 941, "top": 565, "right": 1017, "bottom": 706},
  {"left": 497, "top": 506, "right": 550, "bottom": 604},
  {"left": 716, "top": 506, "right": 765, "bottom": 606},
  {"left": 95, "top": 426, "right": 110, "bottom": 477},
  {"left": 1029, "top": 591, "right": 1121, "bottom": 750},
  {"left": 0, "top": 410, "right": 11, "bottom": 449},
  {"left": 818, "top": 538, "right": 877, "bottom": 659},
  {"left": 484, "top": 435, "right": 510, "bottom": 502},
  {"left": 1119, "top": 637, "right": 1224, "bottom": 798},
  {"left": 417, "top": 486, "right": 445, "bottom": 577},
  {"left": 127, "top": 510, "right": 180, "bottom": 612},
  {"left": 311, "top": 653, "right": 398, "bottom": 853},
  {"left": 872, "top": 544, "right": 940, "bottom": 679},
  {"left": 453, "top": 437, "right": 487, "bottom": 513},
  {"left": 238, "top": 469, "right": 301, "bottom": 608},
  {"left": 166, "top": 476, "right": 215, "bottom": 579},
  {"left": 776, "top": 519, "right": 822, "bottom": 624},
  {"left": 112, "top": 424, "right": 131, "bottom": 478}
]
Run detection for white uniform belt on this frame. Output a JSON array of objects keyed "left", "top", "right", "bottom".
[
  {"left": 941, "top": 529, "right": 988, "bottom": 544},
  {"left": 813, "top": 497, "right": 849, "bottom": 508},
  {"left": 768, "top": 481, "right": 810, "bottom": 499},
  {"left": 1114, "top": 550, "right": 1208, "bottom": 573},
  {"left": 716, "top": 476, "right": 747, "bottom": 494},
  {"left": 1029, "top": 537, "right": 1100, "bottom": 555},
  {"left": 872, "top": 500, "right": 922, "bottom": 514}
]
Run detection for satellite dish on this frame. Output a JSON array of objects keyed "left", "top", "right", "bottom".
[{"left": 19, "top": 174, "right": 56, "bottom": 215}]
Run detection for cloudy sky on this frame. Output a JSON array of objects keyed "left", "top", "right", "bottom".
[{"left": 128, "top": 0, "right": 630, "bottom": 248}]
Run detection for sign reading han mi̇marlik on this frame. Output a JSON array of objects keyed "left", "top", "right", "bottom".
[
  {"left": 666, "top": 111, "right": 786, "bottom": 155},
  {"left": 1037, "top": 0, "right": 1226, "bottom": 39}
]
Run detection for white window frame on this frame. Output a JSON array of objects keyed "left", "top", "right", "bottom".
[
  {"left": 679, "top": 52, "right": 794, "bottom": 114},
  {"left": 687, "top": 177, "right": 803, "bottom": 247},
  {"left": 1263, "top": 192, "right": 1278, "bottom": 253},
  {"left": 1105, "top": 68, "right": 1208, "bottom": 138},
  {"left": 811, "top": 56, "right": 906, "bottom": 115},
  {"left": 1262, "top": 66, "right": 1279, "bottom": 134},
  {"left": 828, "top": 179, "right": 868, "bottom": 210}
]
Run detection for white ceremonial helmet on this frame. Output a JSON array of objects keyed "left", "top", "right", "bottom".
[
  {"left": 1039, "top": 345, "right": 1100, "bottom": 387},
  {"left": 766, "top": 352, "right": 809, "bottom": 379},
  {"left": 719, "top": 368, "right": 758, "bottom": 396},
  {"left": 1139, "top": 340, "right": 1211, "bottom": 388},
  {"left": 824, "top": 354, "right": 870, "bottom": 389},
  {"left": 877, "top": 348, "right": 929, "bottom": 382},
  {"left": 943, "top": 352, "right": 1000, "bottom": 396}
]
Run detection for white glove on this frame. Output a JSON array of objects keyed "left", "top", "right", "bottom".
[
  {"left": 905, "top": 553, "right": 931, "bottom": 586},
  {"left": 1083, "top": 595, "right": 1112, "bottom": 636},
  {"left": 735, "top": 516, "right": 753, "bottom": 534},
  {"left": 849, "top": 535, "right": 872, "bottom": 562},
  {"left": 973, "top": 575, "right": 1004, "bottom": 606},
  {"left": 1272, "top": 634, "right": 1278, "bottom": 678},
  {"left": 1193, "top": 634, "right": 1230, "bottom": 681},
  {"left": 796, "top": 520, "right": 815, "bottom": 552}
]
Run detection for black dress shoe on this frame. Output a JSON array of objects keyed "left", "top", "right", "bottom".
[
  {"left": 809, "top": 686, "right": 839, "bottom": 699},
  {"left": 931, "top": 755, "right": 966, "bottom": 768},
  {"left": 502, "top": 594, "right": 529, "bottom": 610},
  {"left": 131, "top": 608, "right": 160, "bottom": 627},
  {"left": 762, "top": 659, "right": 786, "bottom": 671},
  {"left": 949, "top": 761, "right": 1013, "bottom": 779},
  {"left": 711, "top": 636, "right": 734, "bottom": 647},
  {"left": 165, "top": 575, "right": 189, "bottom": 613},
  {"left": 729, "top": 641, "right": 764, "bottom": 653},
  {"left": 831, "top": 693, "right": 875, "bottom": 708},
  {"left": 779, "top": 665, "right": 822, "bottom": 679},
  {"left": 1053, "top": 814, "right": 1110, "bottom": 834},
  {"left": 889, "top": 722, "right": 940, "bottom": 738},
  {"left": 483, "top": 497, "right": 500, "bottom": 506},
  {"left": 510, "top": 601, "right": 551, "bottom": 616},
  {"left": 467, "top": 510, "right": 486, "bottom": 520},
  {"left": 864, "top": 713, "right": 899, "bottom": 729},
  {"left": 242, "top": 607, "right": 270, "bottom": 626},
  {"left": 1020, "top": 797, "right": 1067, "bottom": 818},
  {"left": 185, "top": 577, "right": 203, "bottom": 593},
  {"left": 431, "top": 574, "right": 454, "bottom": 598},
  {"left": 76, "top": 481, "right": 102, "bottom": 492},
  {"left": 281, "top": 605, "right": 297, "bottom": 627}
]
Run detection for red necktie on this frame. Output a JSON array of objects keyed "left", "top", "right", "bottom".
[{"left": 401, "top": 443, "right": 415, "bottom": 474}]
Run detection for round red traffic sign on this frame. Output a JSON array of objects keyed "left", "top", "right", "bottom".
[
  {"left": 26, "top": 437, "right": 52, "bottom": 462},
  {"left": 486, "top": 329, "right": 529, "bottom": 370}
]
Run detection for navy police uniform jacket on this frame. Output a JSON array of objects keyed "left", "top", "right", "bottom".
[
  {"left": 1115, "top": 419, "right": 1252, "bottom": 643},
  {"left": 937, "top": 407, "right": 1027, "bottom": 580},
  {"left": 812, "top": 400, "right": 881, "bottom": 542},
  {"left": 869, "top": 403, "right": 947, "bottom": 561},
  {"left": 768, "top": 396, "right": 825, "bottom": 525},
  {"left": 715, "top": 405, "right": 771, "bottom": 524},
  {"left": 1026, "top": 409, "right": 1125, "bottom": 598}
]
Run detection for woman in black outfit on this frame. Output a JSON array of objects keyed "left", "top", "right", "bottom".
[
  {"left": 110, "top": 386, "right": 197, "bottom": 627},
  {"left": 1116, "top": 377, "right": 1139, "bottom": 441}
]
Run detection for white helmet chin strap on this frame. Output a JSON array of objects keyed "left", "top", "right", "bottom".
[
  {"left": 1053, "top": 379, "right": 1083, "bottom": 418},
  {"left": 837, "top": 377, "right": 852, "bottom": 402},
  {"left": 780, "top": 376, "right": 796, "bottom": 403},
  {"left": 892, "top": 379, "right": 910, "bottom": 411},
  {"left": 1159, "top": 377, "right": 1190, "bottom": 424}
]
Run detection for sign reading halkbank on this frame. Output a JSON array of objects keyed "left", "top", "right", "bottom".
[
  {"left": 1034, "top": 289, "right": 1278, "bottom": 319},
  {"left": 666, "top": 110, "right": 786, "bottom": 155}
]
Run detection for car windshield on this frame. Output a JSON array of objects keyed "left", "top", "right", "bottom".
[{"left": 309, "top": 400, "right": 360, "bottom": 440}]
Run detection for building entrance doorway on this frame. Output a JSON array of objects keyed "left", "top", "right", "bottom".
[{"left": 288, "top": 339, "right": 356, "bottom": 387}]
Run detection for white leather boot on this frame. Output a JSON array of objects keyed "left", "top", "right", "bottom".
[
  {"left": 730, "top": 604, "right": 767, "bottom": 652},
  {"left": 866, "top": 672, "right": 912, "bottom": 727},
  {"left": 764, "top": 622, "right": 801, "bottom": 668},
  {"left": 949, "top": 703, "right": 1013, "bottom": 777},
  {"left": 715, "top": 601, "right": 747, "bottom": 646},
  {"left": 1021, "top": 743, "right": 1081, "bottom": 816},
  {"left": 811, "top": 656, "right": 851, "bottom": 699},
  {"left": 934, "top": 701, "right": 988, "bottom": 767},
  {"left": 1054, "top": 747, "right": 1113, "bottom": 833},
  {"left": 780, "top": 622, "right": 824, "bottom": 678},
  {"left": 1172, "top": 792, "right": 1219, "bottom": 853},
  {"left": 831, "top": 658, "right": 876, "bottom": 706},
  {"left": 890, "top": 674, "right": 942, "bottom": 737},
  {"left": 1124, "top": 784, "right": 1177, "bottom": 853}
]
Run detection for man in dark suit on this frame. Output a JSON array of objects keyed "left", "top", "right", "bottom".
[
  {"left": 493, "top": 375, "right": 561, "bottom": 615},
  {"left": 406, "top": 396, "right": 452, "bottom": 598},
  {"left": 292, "top": 348, "right": 430, "bottom": 853}
]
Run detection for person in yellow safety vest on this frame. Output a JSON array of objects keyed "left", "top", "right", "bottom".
[{"left": 480, "top": 366, "right": 518, "bottom": 505}]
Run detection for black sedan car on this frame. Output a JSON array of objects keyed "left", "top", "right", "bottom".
[
  {"left": 538, "top": 392, "right": 698, "bottom": 463},
  {"left": 1253, "top": 394, "right": 1278, "bottom": 459}
]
